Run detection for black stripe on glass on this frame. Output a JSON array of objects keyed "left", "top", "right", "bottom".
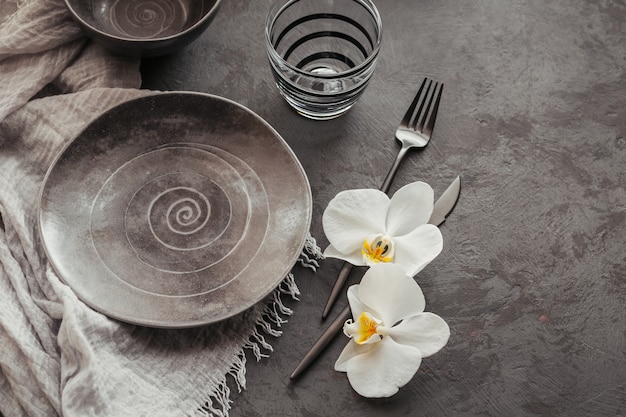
[
  {"left": 295, "top": 51, "right": 356, "bottom": 69},
  {"left": 274, "top": 12, "right": 375, "bottom": 51},
  {"left": 284, "top": 31, "right": 367, "bottom": 64}
]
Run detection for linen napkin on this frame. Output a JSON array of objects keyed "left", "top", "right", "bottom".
[{"left": 0, "top": 1, "right": 321, "bottom": 416}]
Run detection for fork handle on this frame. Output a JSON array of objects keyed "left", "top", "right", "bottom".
[
  {"left": 321, "top": 141, "right": 410, "bottom": 318},
  {"left": 380, "top": 142, "right": 411, "bottom": 193},
  {"left": 321, "top": 262, "right": 353, "bottom": 319}
]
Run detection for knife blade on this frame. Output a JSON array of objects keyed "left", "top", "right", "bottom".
[
  {"left": 427, "top": 176, "right": 461, "bottom": 226},
  {"left": 290, "top": 176, "right": 461, "bottom": 380}
]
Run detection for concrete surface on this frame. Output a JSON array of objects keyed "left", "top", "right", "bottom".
[{"left": 141, "top": 0, "right": 626, "bottom": 415}]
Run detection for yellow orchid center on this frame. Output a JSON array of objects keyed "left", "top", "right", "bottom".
[
  {"left": 343, "top": 312, "right": 384, "bottom": 345},
  {"left": 361, "top": 234, "right": 395, "bottom": 265}
]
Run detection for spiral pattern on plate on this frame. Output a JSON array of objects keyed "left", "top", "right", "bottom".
[
  {"left": 109, "top": 0, "right": 190, "bottom": 39},
  {"left": 160, "top": 189, "right": 210, "bottom": 238},
  {"left": 90, "top": 143, "right": 269, "bottom": 296}
]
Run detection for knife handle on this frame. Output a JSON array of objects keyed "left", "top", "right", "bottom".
[
  {"left": 321, "top": 262, "right": 353, "bottom": 319},
  {"left": 290, "top": 305, "right": 351, "bottom": 380}
]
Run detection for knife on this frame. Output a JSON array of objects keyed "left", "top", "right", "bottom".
[
  {"left": 321, "top": 175, "right": 462, "bottom": 319},
  {"left": 291, "top": 176, "right": 461, "bottom": 380}
]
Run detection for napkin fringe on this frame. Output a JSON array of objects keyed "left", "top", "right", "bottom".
[
  {"left": 194, "top": 279, "right": 295, "bottom": 417},
  {"left": 196, "top": 234, "right": 323, "bottom": 417},
  {"left": 298, "top": 232, "right": 325, "bottom": 271}
]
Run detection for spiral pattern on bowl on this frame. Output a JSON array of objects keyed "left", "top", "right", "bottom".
[{"left": 109, "top": 0, "right": 189, "bottom": 38}]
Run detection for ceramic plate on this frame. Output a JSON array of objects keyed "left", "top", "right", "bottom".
[{"left": 39, "top": 92, "right": 312, "bottom": 328}]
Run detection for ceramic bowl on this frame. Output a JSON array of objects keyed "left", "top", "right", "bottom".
[{"left": 64, "top": 0, "right": 221, "bottom": 57}]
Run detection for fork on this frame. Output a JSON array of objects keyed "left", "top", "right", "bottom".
[{"left": 321, "top": 77, "right": 444, "bottom": 320}]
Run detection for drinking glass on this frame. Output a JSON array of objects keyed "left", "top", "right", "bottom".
[{"left": 265, "top": 0, "right": 382, "bottom": 120}]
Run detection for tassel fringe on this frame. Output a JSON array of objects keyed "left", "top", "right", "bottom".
[
  {"left": 194, "top": 233, "right": 323, "bottom": 417},
  {"left": 298, "top": 232, "right": 325, "bottom": 271}
]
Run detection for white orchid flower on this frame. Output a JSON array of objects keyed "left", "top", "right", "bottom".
[
  {"left": 322, "top": 181, "right": 443, "bottom": 276},
  {"left": 335, "top": 263, "right": 450, "bottom": 398}
]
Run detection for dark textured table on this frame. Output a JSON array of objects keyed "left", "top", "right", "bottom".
[{"left": 141, "top": 1, "right": 625, "bottom": 416}]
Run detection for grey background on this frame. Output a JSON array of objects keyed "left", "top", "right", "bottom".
[{"left": 142, "top": 0, "right": 625, "bottom": 415}]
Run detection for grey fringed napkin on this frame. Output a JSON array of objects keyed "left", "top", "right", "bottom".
[{"left": 0, "top": 1, "right": 321, "bottom": 416}]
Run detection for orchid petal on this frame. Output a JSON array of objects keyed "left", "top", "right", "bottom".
[
  {"left": 356, "top": 263, "right": 425, "bottom": 326},
  {"left": 322, "top": 189, "right": 389, "bottom": 254},
  {"left": 386, "top": 182, "right": 434, "bottom": 236},
  {"left": 323, "top": 245, "right": 366, "bottom": 266},
  {"left": 339, "top": 337, "right": 423, "bottom": 398},
  {"left": 346, "top": 284, "right": 376, "bottom": 318},
  {"left": 335, "top": 339, "right": 376, "bottom": 372},
  {"left": 393, "top": 224, "right": 443, "bottom": 276},
  {"left": 386, "top": 312, "right": 451, "bottom": 357}
]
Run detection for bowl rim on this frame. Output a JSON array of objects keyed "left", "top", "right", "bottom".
[{"left": 64, "top": 0, "right": 222, "bottom": 44}]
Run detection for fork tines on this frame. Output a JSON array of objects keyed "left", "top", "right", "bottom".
[{"left": 401, "top": 78, "right": 444, "bottom": 136}]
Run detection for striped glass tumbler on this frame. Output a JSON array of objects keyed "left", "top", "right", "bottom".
[{"left": 265, "top": 0, "right": 382, "bottom": 120}]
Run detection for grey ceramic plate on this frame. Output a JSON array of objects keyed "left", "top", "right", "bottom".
[{"left": 39, "top": 92, "right": 312, "bottom": 328}]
